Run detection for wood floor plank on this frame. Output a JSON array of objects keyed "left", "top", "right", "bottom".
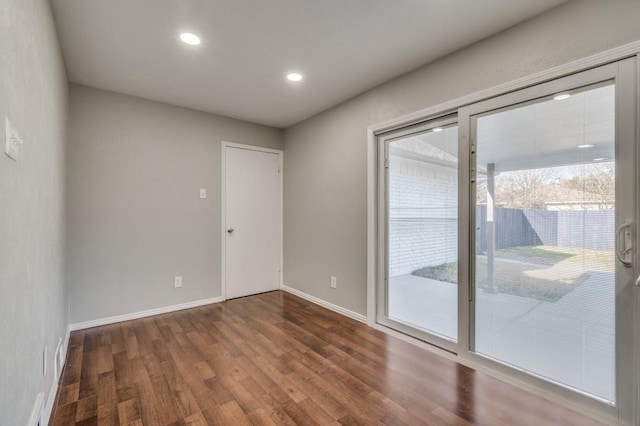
[
  {"left": 75, "top": 395, "right": 98, "bottom": 423},
  {"left": 116, "top": 398, "right": 140, "bottom": 425},
  {"left": 96, "top": 344, "right": 114, "bottom": 374},
  {"left": 244, "top": 407, "right": 279, "bottom": 426},
  {"left": 284, "top": 364, "right": 348, "bottom": 420},
  {"left": 297, "top": 397, "right": 338, "bottom": 425},
  {"left": 133, "top": 376, "right": 167, "bottom": 425},
  {"left": 183, "top": 411, "right": 208, "bottom": 426},
  {"left": 51, "top": 290, "right": 605, "bottom": 426},
  {"left": 51, "top": 402, "right": 77, "bottom": 426},
  {"left": 78, "top": 350, "right": 98, "bottom": 400},
  {"left": 203, "top": 376, "right": 234, "bottom": 406},
  {"left": 218, "top": 376, "right": 260, "bottom": 414},
  {"left": 161, "top": 362, "right": 202, "bottom": 418},
  {"left": 148, "top": 373, "right": 181, "bottom": 424},
  {"left": 218, "top": 400, "right": 251, "bottom": 426},
  {"left": 112, "top": 352, "right": 133, "bottom": 394},
  {"left": 57, "top": 383, "right": 80, "bottom": 406},
  {"left": 62, "top": 343, "right": 83, "bottom": 386},
  {"left": 108, "top": 326, "right": 125, "bottom": 355},
  {"left": 96, "top": 371, "right": 118, "bottom": 426},
  {"left": 237, "top": 375, "right": 298, "bottom": 426}
]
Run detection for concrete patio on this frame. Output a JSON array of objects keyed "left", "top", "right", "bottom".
[{"left": 388, "top": 271, "right": 615, "bottom": 402}]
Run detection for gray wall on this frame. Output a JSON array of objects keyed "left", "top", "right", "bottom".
[
  {"left": 0, "top": 0, "right": 69, "bottom": 424},
  {"left": 67, "top": 85, "right": 282, "bottom": 324},
  {"left": 283, "top": 0, "right": 640, "bottom": 315}
]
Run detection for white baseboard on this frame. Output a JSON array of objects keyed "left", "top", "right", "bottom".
[
  {"left": 27, "top": 392, "right": 44, "bottom": 426},
  {"left": 43, "top": 324, "right": 71, "bottom": 424},
  {"left": 69, "top": 297, "right": 224, "bottom": 331},
  {"left": 281, "top": 285, "right": 367, "bottom": 323}
]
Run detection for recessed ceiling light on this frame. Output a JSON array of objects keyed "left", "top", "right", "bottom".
[
  {"left": 432, "top": 127, "right": 443, "bottom": 132},
  {"left": 286, "top": 73, "right": 303, "bottom": 82},
  {"left": 577, "top": 144, "right": 594, "bottom": 148},
  {"left": 553, "top": 93, "right": 571, "bottom": 101},
  {"left": 180, "top": 33, "right": 201, "bottom": 45},
  {"left": 593, "top": 157, "right": 607, "bottom": 161}
]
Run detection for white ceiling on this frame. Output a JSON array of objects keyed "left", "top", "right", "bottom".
[
  {"left": 476, "top": 83, "right": 614, "bottom": 172},
  {"left": 393, "top": 83, "right": 614, "bottom": 173},
  {"left": 50, "top": 0, "right": 566, "bottom": 128}
]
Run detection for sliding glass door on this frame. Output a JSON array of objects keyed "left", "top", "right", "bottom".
[
  {"left": 377, "top": 116, "right": 460, "bottom": 351},
  {"left": 462, "top": 59, "right": 637, "bottom": 421},
  {"left": 376, "top": 58, "right": 637, "bottom": 422},
  {"left": 471, "top": 81, "right": 618, "bottom": 402}
]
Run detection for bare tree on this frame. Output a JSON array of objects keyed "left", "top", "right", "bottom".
[
  {"left": 494, "top": 169, "right": 558, "bottom": 209},
  {"left": 561, "top": 163, "right": 614, "bottom": 210},
  {"left": 477, "top": 163, "right": 614, "bottom": 210}
]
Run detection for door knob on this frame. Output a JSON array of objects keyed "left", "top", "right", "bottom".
[{"left": 227, "top": 228, "right": 234, "bottom": 234}]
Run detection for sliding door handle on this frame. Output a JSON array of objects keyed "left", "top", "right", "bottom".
[{"left": 616, "top": 221, "right": 632, "bottom": 267}]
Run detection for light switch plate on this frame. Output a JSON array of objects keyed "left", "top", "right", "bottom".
[
  {"left": 200, "top": 188, "right": 207, "bottom": 199},
  {"left": 5, "top": 117, "right": 22, "bottom": 161}
]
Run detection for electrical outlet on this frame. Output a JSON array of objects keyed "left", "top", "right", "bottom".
[
  {"left": 330, "top": 276, "right": 337, "bottom": 289},
  {"left": 4, "top": 116, "right": 22, "bottom": 161},
  {"left": 174, "top": 276, "right": 183, "bottom": 288},
  {"left": 199, "top": 188, "right": 207, "bottom": 199}
]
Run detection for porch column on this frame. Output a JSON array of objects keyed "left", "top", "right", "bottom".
[{"left": 486, "top": 163, "right": 498, "bottom": 293}]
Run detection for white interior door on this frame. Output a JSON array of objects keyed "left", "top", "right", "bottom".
[{"left": 224, "top": 144, "right": 281, "bottom": 299}]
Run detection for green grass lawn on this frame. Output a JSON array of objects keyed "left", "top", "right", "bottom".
[
  {"left": 496, "top": 245, "right": 614, "bottom": 272},
  {"left": 412, "top": 245, "right": 614, "bottom": 302}
]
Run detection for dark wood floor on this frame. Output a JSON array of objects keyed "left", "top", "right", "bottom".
[{"left": 51, "top": 290, "right": 603, "bottom": 425}]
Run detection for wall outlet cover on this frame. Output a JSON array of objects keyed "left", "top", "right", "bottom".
[
  {"left": 5, "top": 117, "right": 22, "bottom": 161},
  {"left": 42, "top": 347, "right": 48, "bottom": 376}
]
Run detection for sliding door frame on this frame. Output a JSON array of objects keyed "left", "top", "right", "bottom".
[
  {"left": 376, "top": 115, "right": 461, "bottom": 354},
  {"left": 367, "top": 43, "right": 640, "bottom": 425},
  {"left": 457, "top": 58, "right": 637, "bottom": 422}
]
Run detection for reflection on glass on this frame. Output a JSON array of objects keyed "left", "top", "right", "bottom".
[
  {"left": 474, "top": 83, "right": 615, "bottom": 402},
  {"left": 387, "top": 125, "right": 458, "bottom": 341}
]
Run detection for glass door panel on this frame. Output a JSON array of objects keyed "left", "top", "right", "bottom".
[
  {"left": 383, "top": 123, "right": 459, "bottom": 343},
  {"left": 472, "top": 82, "right": 617, "bottom": 402},
  {"left": 377, "top": 58, "right": 636, "bottom": 422}
]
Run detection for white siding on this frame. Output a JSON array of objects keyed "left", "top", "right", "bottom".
[{"left": 389, "top": 155, "right": 457, "bottom": 277}]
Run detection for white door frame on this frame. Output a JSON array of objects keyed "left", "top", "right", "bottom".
[{"left": 221, "top": 141, "right": 284, "bottom": 301}]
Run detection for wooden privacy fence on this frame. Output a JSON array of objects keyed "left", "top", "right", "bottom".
[{"left": 476, "top": 206, "right": 615, "bottom": 253}]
